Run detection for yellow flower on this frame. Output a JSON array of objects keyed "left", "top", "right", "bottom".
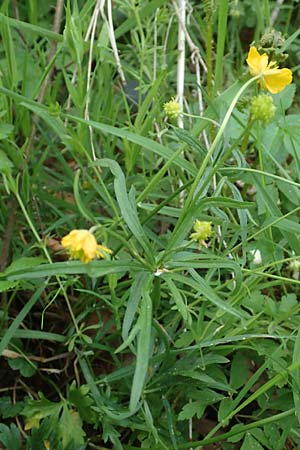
[
  {"left": 61, "top": 229, "right": 112, "bottom": 264},
  {"left": 246, "top": 46, "right": 292, "bottom": 94}
]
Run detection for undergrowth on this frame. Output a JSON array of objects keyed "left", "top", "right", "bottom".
[{"left": 0, "top": 1, "right": 300, "bottom": 449}]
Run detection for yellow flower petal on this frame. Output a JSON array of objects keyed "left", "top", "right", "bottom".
[
  {"left": 246, "top": 46, "right": 293, "bottom": 94},
  {"left": 263, "top": 68, "right": 292, "bottom": 94},
  {"left": 96, "top": 244, "right": 113, "bottom": 259},
  {"left": 61, "top": 229, "right": 112, "bottom": 264},
  {"left": 246, "top": 47, "right": 268, "bottom": 76}
]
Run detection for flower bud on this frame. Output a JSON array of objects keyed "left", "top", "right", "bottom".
[{"left": 289, "top": 259, "right": 300, "bottom": 280}]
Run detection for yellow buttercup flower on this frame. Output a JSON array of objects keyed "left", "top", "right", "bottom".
[
  {"left": 61, "top": 229, "right": 112, "bottom": 264},
  {"left": 246, "top": 46, "right": 292, "bottom": 94}
]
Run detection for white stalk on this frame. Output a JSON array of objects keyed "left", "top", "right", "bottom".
[
  {"left": 101, "top": 0, "right": 126, "bottom": 86},
  {"left": 85, "top": 0, "right": 102, "bottom": 161},
  {"left": 176, "top": 0, "right": 186, "bottom": 130},
  {"left": 271, "top": 0, "right": 285, "bottom": 25}
]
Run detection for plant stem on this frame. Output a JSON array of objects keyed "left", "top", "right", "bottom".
[
  {"left": 178, "top": 408, "right": 295, "bottom": 448},
  {"left": 181, "top": 76, "right": 259, "bottom": 219},
  {"left": 214, "top": 0, "right": 229, "bottom": 95}
]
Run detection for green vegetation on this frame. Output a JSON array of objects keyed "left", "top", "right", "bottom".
[{"left": 0, "top": 1, "right": 300, "bottom": 449}]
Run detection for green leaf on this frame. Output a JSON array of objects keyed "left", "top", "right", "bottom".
[
  {"left": 179, "top": 389, "right": 224, "bottom": 421},
  {"left": 73, "top": 169, "right": 96, "bottom": 223},
  {"left": 273, "top": 83, "right": 296, "bottom": 111},
  {"left": 230, "top": 352, "right": 249, "bottom": 389},
  {"left": 165, "top": 278, "right": 190, "bottom": 323},
  {"left": 0, "top": 123, "right": 14, "bottom": 139},
  {"left": 26, "top": 416, "right": 61, "bottom": 450},
  {"left": 4, "top": 259, "right": 143, "bottom": 281},
  {"left": 277, "top": 179, "right": 299, "bottom": 206},
  {"left": 218, "top": 397, "right": 234, "bottom": 424},
  {"left": 129, "top": 276, "right": 153, "bottom": 412},
  {"left": 174, "top": 330, "right": 194, "bottom": 348},
  {"left": 168, "top": 253, "right": 242, "bottom": 296},
  {"left": 272, "top": 218, "right": 300, "bottom": 234},
  {"left": 67, "top": 116, "right": 197, "bottom": 176},
  {"left": 241, "top": 433, "right": 264, "bottom": 450},
  {"left": 0, "top": 283, "right": 47, "bottom": 356},
  {"left": 22, "top": 393, "right": 63, "bottom": 429},
  {"left": 68, "top": 381, "right": 95, "bottom": 424},
  {"left": 0, "top": 423, "right": 21, "bottom": 450},
  {"left": 188, "top": 269, "right": 245, "bottom": 320},
  {"left": 279, "top": 294, "right": 297, "bottom": 314},
  {"left": 0, "top": 280, "right": 18, "bottom": 292},
  {"left": 279, "top": 27, "right": 300, "bottom": 52},
  {"left": 173, "top": 127, "right": 206, "bottom": 156},
  {"left": 0, "top": 149, "right": 13, "bottom": 173},
  {"left": 59, "top": 405, "right": 86, "bottom": 449},
  {"left": 178, "top": 401, "right": 205, "bottom": 421},
  {"left": 256, "top": 184, "right": 280, "bottom": 216},
  {"left": 0, "top": 15, "right": 18, "bottom": 88},
  {"left": 0, "top": 396, "right": 24, "bottom": 419},
  {"left": 122, "top": 272, "right": 148, "bottom": 340},
  {"left": 178, "top": 370, "right": 234, "bottom": 392},
  {"left": 292, "top": 326, "right": 300, "bottom": 427},
  {"left": 114, "top": 0, "right": 165, "bottom": 38},
  {"left": 21, "top": 101, "right": 73, "bottom": 148},
  {"left": 63, "top": 2, "right": 84, "bottom": 66},
  {"left": 97, "top": 158, "right": 154, "bottom": 263},
  {"left": 0, "top": 256, "right": 46, "bottom": 278},
  {"left": 13, "top": 329, "right": 66, "bottom": 342},
  {"left": 8, "top": 357, "right": 37, "bottom": 377},
  {"left": 263, "top": 423, "right": 281, "bottom": 449}
]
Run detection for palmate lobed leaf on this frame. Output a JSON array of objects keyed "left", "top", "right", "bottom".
[
  {"left": 68, "top": 382, "right": 95, "bottom": 424},
  {"left": 22, "top": 393, "right": 63, "bottom": 429},
  {"left": 8, "top": 357, "right": 37, "bottom": 377},
  {"left": 22, "top": 393, "right": 87, "bottom": 449},
  {"left": 178, "top": 401, "right": 206, "bottom": 421},
  {"left": 0, "top": 396, "right": 24, "bottom": 419},
  {"left": 0, "top": 423, "right": 21, "bottom": 450},
  {"left": 59, "top": 406, "right": 86, "bottom": 448}
]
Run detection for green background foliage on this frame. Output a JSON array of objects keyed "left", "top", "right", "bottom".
[{"left": 0, "top": 0, "right": 300, "bottom": 449}]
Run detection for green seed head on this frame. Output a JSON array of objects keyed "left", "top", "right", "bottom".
[
  {"left": 190, "top": 220, "right": 212, "bottom": 244},
  {"left": 164, "top": 98, "right": 181, "bottom": 120},
  {"left": 250, "top": 94, "right": 276, "bottom": 124}
]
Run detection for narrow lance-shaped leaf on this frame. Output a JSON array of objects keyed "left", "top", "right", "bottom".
[
  {"left": 98, "top": 158, "right": 155, "bottom": 264},
  {"left": 122, "top": 272, "right": 149, "bottom": 340},
  {"left": 129, "top": 275, "right": 153, "bottom": 412}
]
